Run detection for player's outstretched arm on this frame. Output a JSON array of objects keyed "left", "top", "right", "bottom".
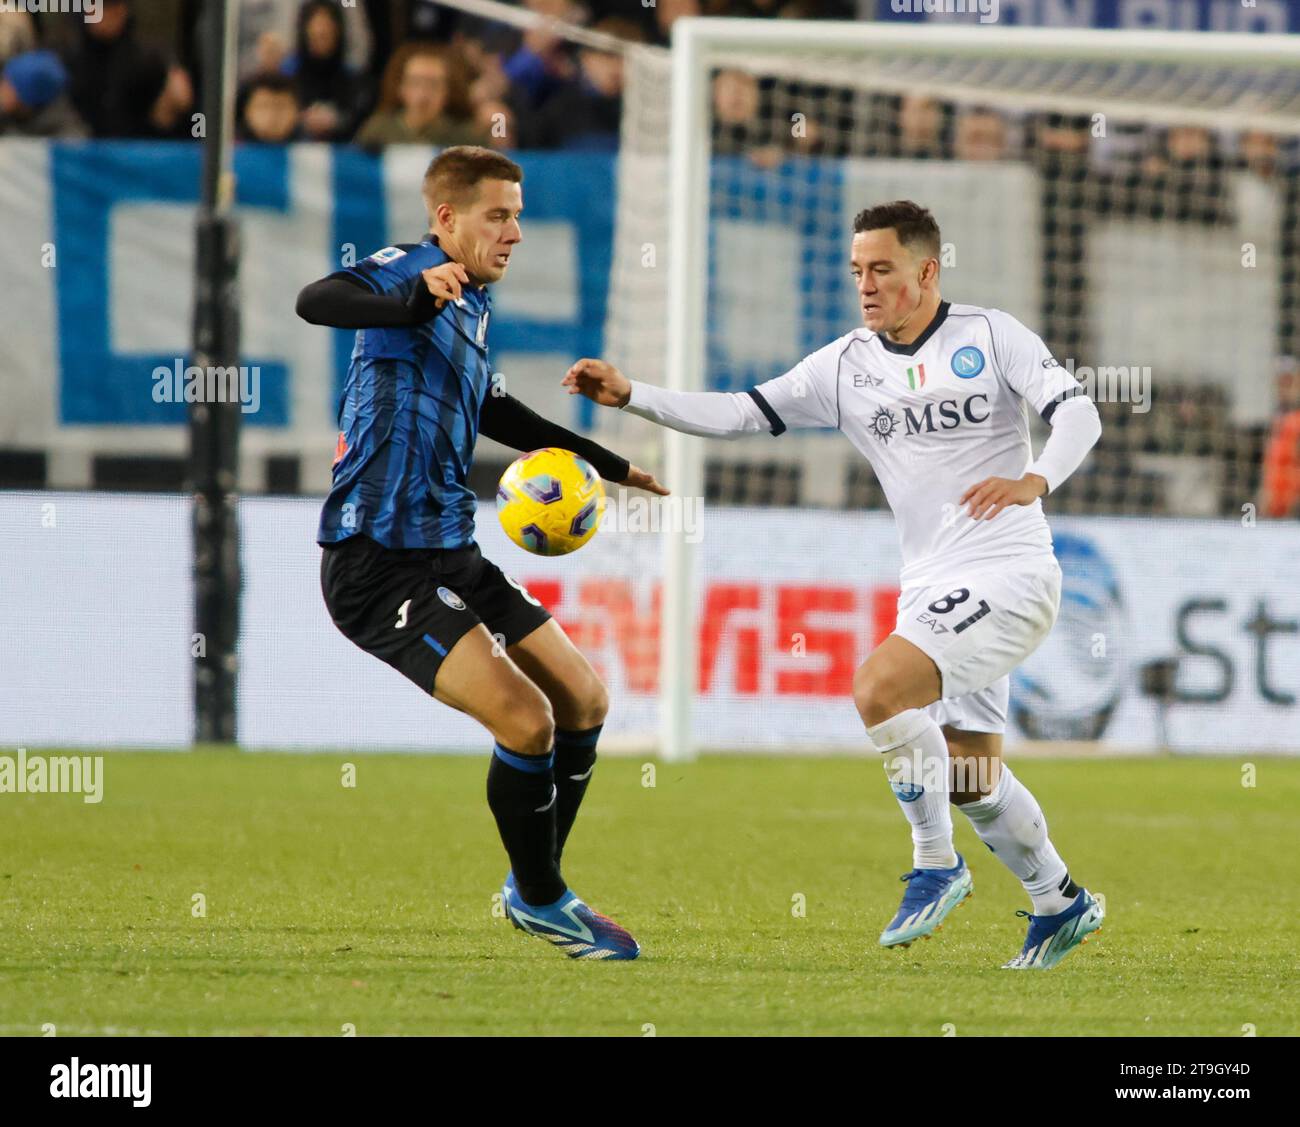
[
  {"left": 563, "top": 358, "right": 776, "bottom": 440},
  {"left": 295, "top": 263, "right": 469, "bottom": 329},
  {"left": 478, "top": 391, "right": 668, "bottom": 495}
]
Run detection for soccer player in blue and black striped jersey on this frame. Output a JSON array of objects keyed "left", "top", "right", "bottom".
[{"left": 297, "top": 147, "right": 662, "bottom": 960}]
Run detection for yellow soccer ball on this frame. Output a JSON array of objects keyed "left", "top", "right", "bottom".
[{"left": 496, "top": 447, "right": 606, "bottom": 556}]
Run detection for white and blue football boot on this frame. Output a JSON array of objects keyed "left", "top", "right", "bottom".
[
  {"left": 1001, "top": 888, "right": 1104, "bottom": 969},
  {"left": 502, "top": 873, "right": 640, "bottom": 961},
  {"left": 878, "top": 854, "right": 973, "bottom": 948}
]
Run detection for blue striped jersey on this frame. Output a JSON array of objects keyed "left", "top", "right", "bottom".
[{"left": 317, "top": 236, "right": 493, "bottom": 549}]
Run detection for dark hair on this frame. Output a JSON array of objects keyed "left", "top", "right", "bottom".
[
  {"left": 244, "top": 73, "right": 297, "bottom": 101},
  {"left": 422, "top": 145, "right": 523, "bottom": 212},
  {"left": 296, "top": 0, "right": 346, "bottom": 64},
  {"left": 852, "top": 200, "right": 941, "bottom": 260}
]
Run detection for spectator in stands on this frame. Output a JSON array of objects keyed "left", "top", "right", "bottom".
[
  {"left": 238, "top": 73, "right": 301, "bottom": 143},
  {"left": 1237, "top": 129, "right": 1282, "bottom": 180},
  {"left": 711, "top": 67, "right": 781, "bottom": 165},
  {"left": 652, "top": 0, "right": 701, "bottom": 47},
  {"left": 1031, "top": 111, "right": 1092, "bottom": 160},
  {"left": 354, "top": 43, "right": 483, "bottom": 149},
  {"left": 1140, "top": 124, "right": 1229, "bottom": 223},
  {"left": 894, "top": 93, "right": 950, "bottom": 159},
  {"left": 463, "top": 35, "right": 512, "bottom": 112},
  {"left": 954, "top": 105, "right": 1010, "bottom": 162},
  {"left": 283, "top": 0, "right": 370, "bottom": 141},
  {"left": 0, "top": 9, "right": 37, "bottom": 65},
  {"left": 63, "top": 0, "right": 142, "bottom": 136},
  {"left": 519, "top": 17, "right": 641, "bottom": 151},
  {"left": 1260, "top": 356, "right": 1300, "bottom": 519},
  {"left": 227, "top": 0, "right": 375, "bottom": 83},
  {"left": 500, "top": 0, "right": 580, "bottom": 112},
  {"left": 0, "top": 49, "right": 87, "bottom": 138},
  {"left": 108, "top": 49, "right": 195, "bottom": 139}
]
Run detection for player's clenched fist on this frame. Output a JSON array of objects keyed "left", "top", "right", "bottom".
[
  {"left": 421, "top": 262, "right": 470, "bottom": 309},
  {"left": 562, "top": 358, "right": 632, "bottom": 407}
]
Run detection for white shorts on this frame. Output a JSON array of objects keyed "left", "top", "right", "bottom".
[{"left": 893, "top": 555, "right": 1063, "bottom": 734}]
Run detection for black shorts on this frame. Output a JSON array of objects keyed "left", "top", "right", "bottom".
[{"left": 320, "top": 534, "right": 552, "bottom": 694}]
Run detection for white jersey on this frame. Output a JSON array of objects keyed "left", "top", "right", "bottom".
[{"left": 747, "top": 302, "right": 1088, "bottom": 589}]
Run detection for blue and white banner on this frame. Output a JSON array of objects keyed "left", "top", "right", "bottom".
[{"left": 0, "top": 140, "right": 614, "bottom": 491}]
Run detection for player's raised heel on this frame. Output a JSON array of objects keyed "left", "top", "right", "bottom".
[
  {"left": 501, "top": 876, "right": 640, "bottom": 960},
  {"left": 1001, "top": 888, "right": 1104, "bottom": 970},
  {"left": 879, "top": 854, "right": 973, "bottom": 949}
]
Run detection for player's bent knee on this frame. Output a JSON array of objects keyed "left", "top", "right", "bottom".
[
  {"left": 854, "top": 672, "right": 914, "bottom": 729},
  {"left": 497, "top": 704, "right": 555, "bottom": 757},
  {"left": 579, "top": 677, "right": 610, "bottom": 729}
]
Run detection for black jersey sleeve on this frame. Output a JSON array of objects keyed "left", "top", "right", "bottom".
[
  {"left": 478, "top": 392, "right": 631, "bottom": 483},
  {"left": 295, "top": 272, "right": 442, "bottom": 329}
]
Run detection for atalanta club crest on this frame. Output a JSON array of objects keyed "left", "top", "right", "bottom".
[{"left": 437, "top": 586, "right": 466, "bottom": 611}]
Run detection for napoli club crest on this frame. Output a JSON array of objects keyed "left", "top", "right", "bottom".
[{"left": 951, "top": 346, "right": 985, "bottom": 378}]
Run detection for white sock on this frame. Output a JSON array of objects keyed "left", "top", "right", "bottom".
[
  {"left": 957, "top": 764, "right": 1075, "bottom": 915},
  {"left": 867, "top": 709, "right": 958, "bottom": 871}
]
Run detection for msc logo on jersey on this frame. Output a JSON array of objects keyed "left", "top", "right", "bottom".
[
  {"left": 903, "top": 394, "right": 990, "bottom": 435},
  {"left": 951, "top": 346, "right": 985, "bottom": 378},
  {"left": 870, "top": 405, "right": 900, "bottom": 443}
]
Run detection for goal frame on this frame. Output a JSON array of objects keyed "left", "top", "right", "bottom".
[{"left": 658, "top": 18, "right": 1300, "bottom": 761}]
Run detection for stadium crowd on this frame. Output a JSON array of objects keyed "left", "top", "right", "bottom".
[
  {"left": 0, "top": 0, "right": 1296, "bottom": 515},
  {"left": 0, "top": 0, "right": 856, "bottom": 147}
]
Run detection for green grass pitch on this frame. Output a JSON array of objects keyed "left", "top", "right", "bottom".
[{"left": 1, "top": 751, "right": 1295, "bottom": 1036}]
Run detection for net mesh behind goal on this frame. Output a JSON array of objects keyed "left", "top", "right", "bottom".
[
  {"left": 606, "top": 27, "right": 1300, "bottom": 521},
  {"left": 601, "top": 23, "right": 1300, "bottom": 755}
]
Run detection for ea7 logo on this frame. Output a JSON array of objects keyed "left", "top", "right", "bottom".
[
  {"left": 852, "top": 371, "right": 884, "bottom": 388},
  {"left": 915, "top": 613, "right": 951, "bottom": 634},
  {"left": 50, "top": 1059, "right": 151, "bottom": 1107},
  {"left": 904, "top": 394, "right": 990, "bottom": 435}
]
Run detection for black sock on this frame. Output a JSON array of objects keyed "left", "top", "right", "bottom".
[
  {"left": 553, "top": 725, "right": 601, "bottom": 860},
  {"left": 1059, "top": 873, "right": 1080, "bottom": 900},
  {"left": 487, "top": 744, "right": 564, "bottom": 906}
]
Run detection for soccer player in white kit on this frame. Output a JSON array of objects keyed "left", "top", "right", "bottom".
[{"left": 564, "top": 201, "right": 1106, "bottom": 969}]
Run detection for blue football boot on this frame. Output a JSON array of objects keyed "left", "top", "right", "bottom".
[
  {"left": 1002, "top": 888, "right": 1104, "bottom": 969},
  {"left": 879, "top": 854, "right": 973, "bottom": 948},
  {"left": 502, "top": 873, "right": 640, "bottom": 961}
]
